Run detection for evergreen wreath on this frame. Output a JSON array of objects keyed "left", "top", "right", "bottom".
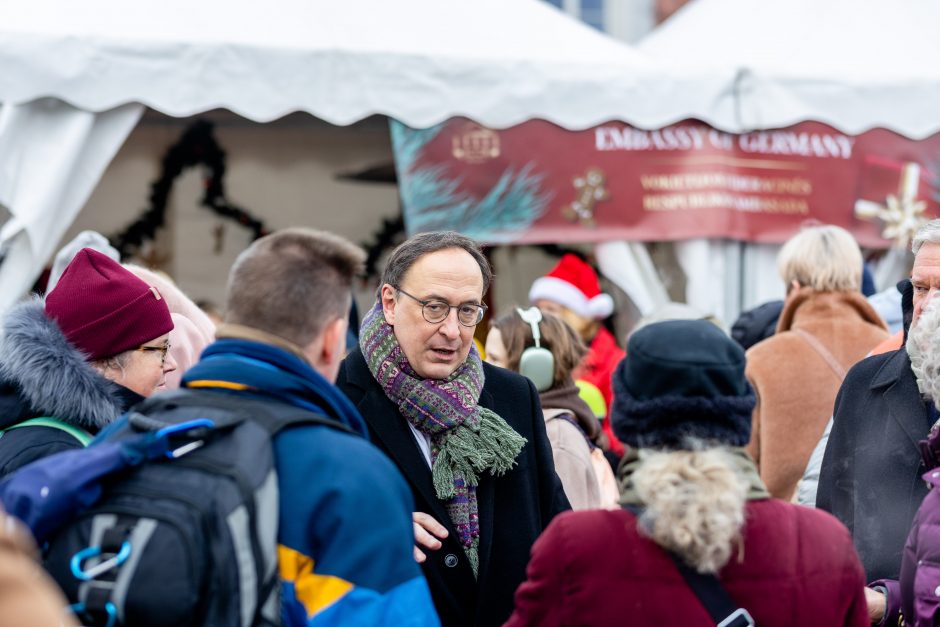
[
  {"left": 111, "top": 120, "right": 269, "bottom": 257},
  {"left": 361, "top": 214, "right": 405, "bottom": 279}
]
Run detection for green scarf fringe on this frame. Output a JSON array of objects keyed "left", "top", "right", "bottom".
[{"left": 432, "top": 407, "right": 527, "bottom": 500}]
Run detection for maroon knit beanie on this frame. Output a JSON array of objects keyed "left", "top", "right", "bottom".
[{"left": 45, "top": 248, "right": 173, "bottom": 361}]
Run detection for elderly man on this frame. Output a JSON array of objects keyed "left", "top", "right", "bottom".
[
  {"left": 818, "top": 220, "right": 940, "bottom": 589},
  {"left": 338, "top": 231, "right": 570, "bottom": 627}
]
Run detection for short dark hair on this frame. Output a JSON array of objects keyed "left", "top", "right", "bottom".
[
  {"left": 380, "top": 231, "right": 492, "bottom": 296},
  {"left": 225, "top": 228, "right": 365, "bottom": 346}
]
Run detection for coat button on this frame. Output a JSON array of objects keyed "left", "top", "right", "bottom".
[
  {"left": 444, "top": 554, "right": 458, "bottom": 568},
  {"left": 935, "top": 586, "right": 940, "bottom": 597}
]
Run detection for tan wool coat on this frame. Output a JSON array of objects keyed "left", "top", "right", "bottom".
[{"left": 746, "top": 288, "right": 888, "bottom": 500}]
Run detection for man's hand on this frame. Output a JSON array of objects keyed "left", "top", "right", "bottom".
[
  {"left": 412, "top": 512, "right": 448, "bottom": 563},
  {"left": 864, "top": 586, "right": 886, "bottom": 624}
]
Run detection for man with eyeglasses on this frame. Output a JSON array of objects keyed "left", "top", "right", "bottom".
[{"left": 338, "top": 231, "right": 570, "bottom": 627}]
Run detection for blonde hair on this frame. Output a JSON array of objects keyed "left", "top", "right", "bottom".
[
  {"left": 632, "top": 447, "right": 748, "bottom": 574},
  {"left": 777, "top": 224, "right": 862, "bottom": 292}
]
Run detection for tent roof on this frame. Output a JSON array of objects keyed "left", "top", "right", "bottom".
[
  {"left": 0, "top": 0, "right": 731, "bottom": 130},
  {"left": 640, "top": 0, "right": 940, "bottom": 138}
]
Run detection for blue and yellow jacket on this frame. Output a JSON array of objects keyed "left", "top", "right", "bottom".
[{"left": 183, "top": 338, "right": 439, "bottom": 627}]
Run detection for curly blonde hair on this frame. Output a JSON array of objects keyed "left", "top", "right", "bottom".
[
  {"left": 908, "top": 296, "right": 940, "bottom": 399},
  {"left": 632, "top": 447, "right": 749, "bottom": 574}
]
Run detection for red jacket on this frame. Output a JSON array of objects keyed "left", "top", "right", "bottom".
[
  {"left": 506, "top": 500, "right": 867, "bottom": 627},
  {"left": 573, "top": 326, "right": 625, "bottom": 456}
]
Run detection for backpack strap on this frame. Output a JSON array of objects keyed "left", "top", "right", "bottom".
[
  {"left": 240, "top": 399, "right": 356, "bottom": 437},
  {"left": 0, "top": 417, "right": 93, "bottom": 447},
  {"left": 130, "top": 389, "right": 356, "bottom": 437},
  {"left": 623, "top": 504, "right": 754, "bottom": 627}
]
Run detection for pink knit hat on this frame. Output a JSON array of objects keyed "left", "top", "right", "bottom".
[
  {"left": 45, "top": 249, "right": 173, "bottom": 360},
  {"left": 529, "top": 254, "right": 614, "bottom": 320}
]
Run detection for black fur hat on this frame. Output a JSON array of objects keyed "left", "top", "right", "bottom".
[{"left": 612, "top": 319, "right": 755, "bottom": 450}]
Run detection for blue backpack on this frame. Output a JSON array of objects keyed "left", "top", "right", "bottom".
[{"left": 1, "top": 389, "right": 352, "bottom": 627}]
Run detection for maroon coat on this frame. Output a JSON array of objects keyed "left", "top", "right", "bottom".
[{"left": 506, "top": 499, "right": 867, "bottom": 627}]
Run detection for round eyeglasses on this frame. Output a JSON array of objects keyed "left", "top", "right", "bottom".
[
  {"left": 137, "top": 340, "right": 170, "bottom": 366},
  {"left": 395, "top": 286, "right": 487, "bottom": 327}
]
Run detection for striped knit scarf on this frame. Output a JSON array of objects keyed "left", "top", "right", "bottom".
[{"left": 360, "top": 302, "right": 526, "bottom": 576}]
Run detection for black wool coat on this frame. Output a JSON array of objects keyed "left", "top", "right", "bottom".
[
  {"left": 337, "top": 348, "right": 571, "bottom": 627},
  {"left": 817, "top": 347, "right": 930, "bottom": 582}
]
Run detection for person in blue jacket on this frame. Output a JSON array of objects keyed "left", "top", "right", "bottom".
[{"left": 179, "top": 227, "right": 439, "bottom": 626}]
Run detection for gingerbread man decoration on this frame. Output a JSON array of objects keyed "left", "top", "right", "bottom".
[{"left": 563, "top": 168, "right": 609, "bottom": 227}]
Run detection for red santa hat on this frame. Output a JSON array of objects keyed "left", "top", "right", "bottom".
[{"left": 529, "top": 254, "right": 614, "bottom": 320}]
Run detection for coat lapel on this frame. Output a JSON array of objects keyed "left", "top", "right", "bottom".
[
  {"left": 343, "top": 348, "right": 494, "bottom": 591},
  {"left": 874, "top": 349, "right": 926, "bottom": 452},
  {"left": 357, "top": 389, "right": 457, "bottom": 531}
]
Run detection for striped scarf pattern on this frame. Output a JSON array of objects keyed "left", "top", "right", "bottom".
[{"left": 360, "top": 302, "right": 526, "bottom": 576}]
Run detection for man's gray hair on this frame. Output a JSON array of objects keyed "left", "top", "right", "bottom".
[
  {"left": 912, "top": 220, "right": 940, "bottom": 255},
  {"left": 226, "top": 228, "right": 365, "bottom": 347},
  {"left": 380, "top": 231, "right": 492, "bottom": 294}
]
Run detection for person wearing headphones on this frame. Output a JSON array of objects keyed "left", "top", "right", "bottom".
[{"left": 486, "top": 308, "right": 617, "bottom": 510}]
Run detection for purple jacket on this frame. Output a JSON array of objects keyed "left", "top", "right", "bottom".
[
  {"left": 896, "top": 470, "right": 940, "bottom": 626},
  {"left": 874, "top": 427, "right": 940, "bottom": 626}
]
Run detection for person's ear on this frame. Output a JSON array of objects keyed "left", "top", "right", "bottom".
[
  {"left": 381, "top": 284, "right": 398, "bottom": 325},
  {"left": 320, "top": 317, "right": 346, "bottom": 366}
]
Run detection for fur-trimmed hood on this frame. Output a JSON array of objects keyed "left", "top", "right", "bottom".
[{"left": 0, "top": 299, "right": 130, "bottom": 430}]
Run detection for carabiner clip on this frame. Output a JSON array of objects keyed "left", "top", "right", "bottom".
[
  {"left": 70, "top": 541, "right": 132, "bottom": 581},
  {"left": 69, "top": 601, "right": 118, "bottom": 627},
  {"left": 156, "top": 418, "right": 214, "bottom": 459},
  {"left": 155, "top": 418, "right": 214, "bottom": 439}
]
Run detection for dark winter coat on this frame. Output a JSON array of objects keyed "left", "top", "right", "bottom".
[
  {"left": 505, "top": 500, "right": 868, "bottom": 627},
  {"left": 817, "top": 347, "right": 931, "bottom": 581},
  {"left": 337, "top": 347, "right": 570, "bottom": 627},
  {"left": 0, "top": 301, "right": 143, "bottom": 478}
]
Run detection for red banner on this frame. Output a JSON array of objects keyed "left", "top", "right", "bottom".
[{"left": 392, "top": 119, "right": 940, "bottom": 248}]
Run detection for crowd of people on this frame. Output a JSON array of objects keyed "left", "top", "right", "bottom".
[{"left": 0, "top": 219, "right": 939, "bottom": 626}]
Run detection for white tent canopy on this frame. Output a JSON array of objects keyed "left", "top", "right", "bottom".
[
  {"left": 636, "top": 0, "right": 940, "bottom": 322},
  {"left": 0, "top": 0, "right": 731, "bottom": 130},
  {"left": 640, "top": 0, "right": 940, "bottom": 139},
  {"left": 0, "top": 0, "right": 736, "bottom": 312}
]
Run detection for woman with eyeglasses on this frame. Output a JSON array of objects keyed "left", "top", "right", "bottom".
[
  {"left": 0, "top": 248, "right": 175, "bottom": 479},
  {"left": 125, "top": 264, "right": 215, "bottom": 389}
]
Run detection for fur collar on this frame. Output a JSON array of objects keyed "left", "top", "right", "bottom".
[
  {"left": 611, "top": 384, "right": 756, "bottom": 450},
  {"left": 777, "top": 288, "right": 887, "bottom": 333},
  {"left": 0, "top": 299, "right": 124, "bottom": 430}
]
